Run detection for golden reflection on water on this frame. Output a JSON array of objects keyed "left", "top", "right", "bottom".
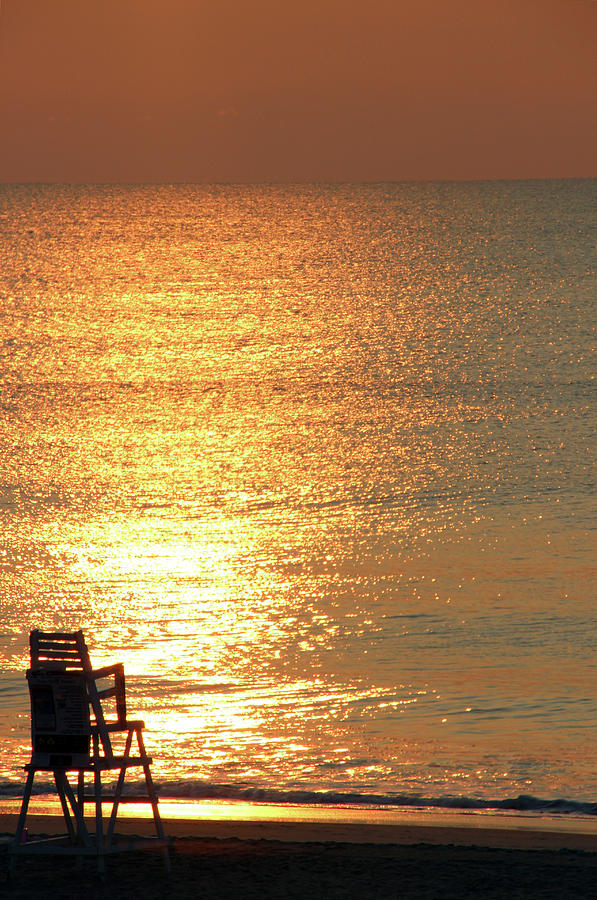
[{"left": 1, "top": 183, "right": 596, "bottom": 803}]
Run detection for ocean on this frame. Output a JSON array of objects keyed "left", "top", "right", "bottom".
[{"left": 1, "top": 180, "right": 596, "bottom": 816}]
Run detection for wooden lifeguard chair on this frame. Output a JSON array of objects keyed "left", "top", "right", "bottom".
[{"left": 9, "top": 630, "right": 170, "bottom": 875}]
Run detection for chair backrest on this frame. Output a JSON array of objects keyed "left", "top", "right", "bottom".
[
  {"left": 29, "top": 630, "right": 125, "bottom": 759},
  {"left": 29, "top": 630, "right": 92, "bottom": 673}
]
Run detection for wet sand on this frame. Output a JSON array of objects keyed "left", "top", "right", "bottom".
[{"left": 2, "top": 808, "right": 597, "bottom": 898}]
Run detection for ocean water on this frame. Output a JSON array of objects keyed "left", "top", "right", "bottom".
[{"left": 1, "top": 180, "right": 596, "bottom": 815}]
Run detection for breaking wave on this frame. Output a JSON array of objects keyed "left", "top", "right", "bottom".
[{"left": 2, "top": 777, "right": 597, "bottom": 817}]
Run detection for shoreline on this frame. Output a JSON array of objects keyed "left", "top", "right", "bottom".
[
  {"left": 2, "top": 798, "right": 597, "bottom": 852},
  {"left": 3, "top": 802, "right": 597, "bottom": 898}
]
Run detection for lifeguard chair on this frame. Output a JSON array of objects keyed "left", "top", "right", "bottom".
[{"left": 9, "top": 630, "right": 170, "bottom": 875}]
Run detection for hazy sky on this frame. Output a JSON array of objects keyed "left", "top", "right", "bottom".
[{"left": 1, "top": 0, "right": 596, "bottom": 182}]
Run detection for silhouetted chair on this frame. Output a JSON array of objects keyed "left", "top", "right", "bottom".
[{"left": 9, "top": 629, "right": 170, "bottom": 875}]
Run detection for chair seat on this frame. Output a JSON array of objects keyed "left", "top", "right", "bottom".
[{"left": 25, "top": 755, "right": 153, "bottom": 773}]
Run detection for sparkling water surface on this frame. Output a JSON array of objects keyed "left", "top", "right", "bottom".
[{"left": 1, "top": 181, "right": 596, "bottom": 810}]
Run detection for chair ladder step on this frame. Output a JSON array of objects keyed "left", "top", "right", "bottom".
[{"left": 82, "top": 793, "right": 156, "bottom": 804}]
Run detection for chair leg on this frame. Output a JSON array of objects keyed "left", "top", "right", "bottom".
[
  {"left": 8, "top": 769, "right": 35, "bottom": 875},
  {"left": 136, "top": 728, "right": 170, "bottom": 872},
  {"left": 54, "top": 770, "right": 77, "bottom": 843},
  {"left": 93, "top": 756, "right": 105, "bottom": 876},
  {"left": 75, "top": 771, "right": 85, "bottom": 868},
  {"left": 56, "top": 770, "right": 93, "bottom": 848},
  {"left": 78, "top": 770, "right": 85, "bottom": 810},
  {"left": 106, "top": 729, "right": 133, "bottom": 847}
]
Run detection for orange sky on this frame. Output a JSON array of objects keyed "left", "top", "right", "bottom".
[{"left": 0, "top": 0, "right": 596, "bottom": 182}]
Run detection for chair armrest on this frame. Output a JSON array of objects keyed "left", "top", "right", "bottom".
[
  {"left": 93, "top": 719, "right": 145, "bottom": 733},
  {"left": 91, "top": 663, "right": 124, "bottom": 679}
]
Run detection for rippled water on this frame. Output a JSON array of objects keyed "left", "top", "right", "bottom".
[{"left": 1, "top": 181, "right": 596, "bottom": 810}]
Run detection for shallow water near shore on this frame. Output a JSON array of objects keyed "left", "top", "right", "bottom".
[{"left": 1, "top": 180, "right": 596, "bottom": 811}]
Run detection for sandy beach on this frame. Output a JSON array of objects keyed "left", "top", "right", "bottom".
[{"left": 2, "top": 806, "right": 597, "bottom": 899}]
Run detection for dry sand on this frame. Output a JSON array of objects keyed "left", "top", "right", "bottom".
[{"left": 2, "top": 810, "right": 597, "bottom": 899}]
